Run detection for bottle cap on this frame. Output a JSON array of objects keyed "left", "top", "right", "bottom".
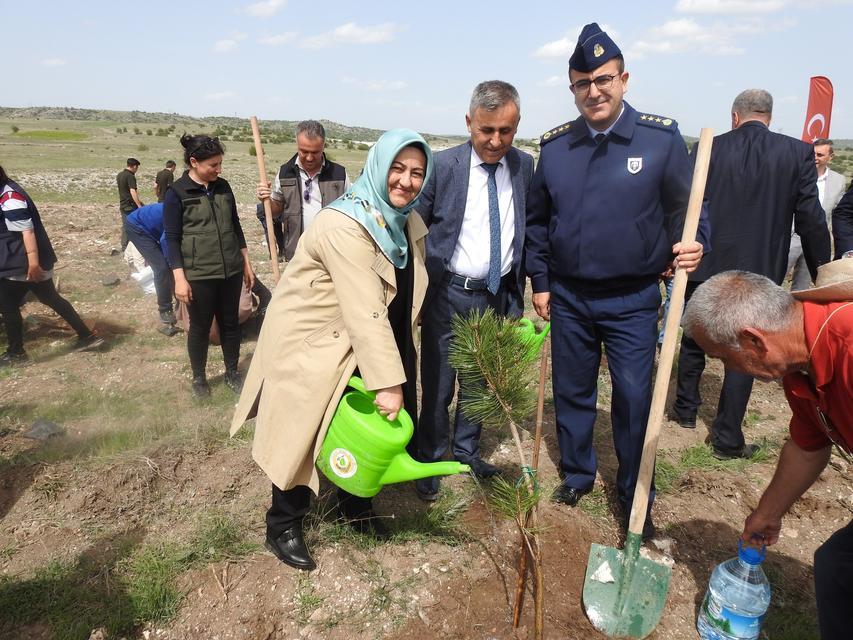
[{"left": 738, "top": 539, "right": 767, "bottom": 565}]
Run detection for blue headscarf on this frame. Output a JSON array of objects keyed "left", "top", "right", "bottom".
[{"left": 327, "top": 128, "right": 433, "bottom": 268}]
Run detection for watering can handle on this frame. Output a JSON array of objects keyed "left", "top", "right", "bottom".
[{"left": 347, "top": 375, "right": 372, "bottom": 398}]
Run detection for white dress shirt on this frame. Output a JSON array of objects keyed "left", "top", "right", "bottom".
[
  {"left": 448, "top": 149, "right": 516, "bottom": 280},
  {"left": 817, "top": 168, "right": 828, "bottom": 208}
]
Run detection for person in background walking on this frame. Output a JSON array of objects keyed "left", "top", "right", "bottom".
[
  {"left": 117, "top": 157, "right": 142, "bottom": 249},
  {"left": 155, "top": 160, "right": 176, "bottom": 203},
  {"left": 0, "top": 165, "right": 105, "bottom": 365}
]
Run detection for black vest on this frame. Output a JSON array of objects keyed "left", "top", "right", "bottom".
[
  {"left": 277, "top": 155, "right": 348, "bottom": 260},
  {"left": 170, "top": 175, "right": 244, "bottom": 280}
]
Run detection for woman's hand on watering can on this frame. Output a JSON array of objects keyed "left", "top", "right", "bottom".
[{"left": 375, "top": 385, "right": 404, "bottom": 422}]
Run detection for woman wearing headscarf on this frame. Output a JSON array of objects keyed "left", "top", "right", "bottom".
[
  {"left": 231, "top": 129, "right": 433, "bottom": 571},
  {"left": 0, "top": 165, "right": 105, "bottom": 365},
  {"left": 164, "top": 134, "right": 254, "bottom": 397}
]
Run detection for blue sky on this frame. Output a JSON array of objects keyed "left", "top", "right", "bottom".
[{"left": 10, "top": 0, "right": 853, "bottom": 139}]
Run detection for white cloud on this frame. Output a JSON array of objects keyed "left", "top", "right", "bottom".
[
  {"left": 675, "top": 0, "right": 786, "bottom": 12},
  {"left": 541, "top": 75, "right": 566, "bottom": 87},
  {"left": 260, "top": 32, "right": 297, "bottom": 46},
  {"left": 204, "top": 91, "right": 235, "bottom": 101},
  {"left": 41, "top": 58, "right": 66, "bottom": 67},
  {"left": 245, "top": 0, "right": 286, "bottom": 17},
  {"left": 214, "top": 32, "right": 247, "bottom": 53},
  {"left": 533, "top": 24, "right": 621, "bottom": 59},
  {"left": 341, "top": 77, "right": 407, "bottom": 91},
  {"left": 300, "top": 22, "right": 402, "bottom": 48},
  {"left": 629, "top": 17, "right": 794, "bottom": 58},
  {"left": 215, "top": 39, "right": 237, "bottom": 52}
]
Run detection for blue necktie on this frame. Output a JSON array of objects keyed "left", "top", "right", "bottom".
[{"left": 482, "top": 162, "right": 501, "bottom": 294}]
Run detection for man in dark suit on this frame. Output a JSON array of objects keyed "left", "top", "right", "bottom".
[
  {"left": 672, "top": 89, "right": 831, "bottom": 459},
  {"left": 415, "top": 80, "right": 534, "bottom": 500},
  {"left": 832, "top": 183, "right": 853, "bottom": 258}
]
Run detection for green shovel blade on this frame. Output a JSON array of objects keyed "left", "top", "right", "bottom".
[{"left": 582, "top": 534, "right": 672, "bottom": 639}]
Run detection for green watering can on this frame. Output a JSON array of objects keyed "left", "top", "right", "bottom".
[
  {"left": 317, "top": 376, "right": 470, "bottom": 498},
  {"left": 515, "top": 318, "right": 551, "bottom": 360}
]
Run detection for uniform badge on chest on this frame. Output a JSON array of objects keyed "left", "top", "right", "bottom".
[{"left": 627, "top": 157, "right": 643, "bottom": 175}]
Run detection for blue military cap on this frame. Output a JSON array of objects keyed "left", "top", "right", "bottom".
[{"left": 569, "top": 23, "right": 621, "bottom": 72}]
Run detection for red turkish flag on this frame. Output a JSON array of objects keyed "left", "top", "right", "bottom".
[{"left": 801, "top": 76, "right": 833, "bottom": 142}]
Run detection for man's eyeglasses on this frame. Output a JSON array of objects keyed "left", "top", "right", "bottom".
[
  {"left": 303, "top": 177, "right": 313, "bottom": 203},
  {"left": 815, "top": 405, "right": 852, "bottom": 463},
  {"left": 570, "top": 73, "right": 619, "bottom": 95}
]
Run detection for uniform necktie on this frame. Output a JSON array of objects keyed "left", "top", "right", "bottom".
[
  {"left": 594, "top": 133, "right": 606, "bottom": 145},
  {"left": 481, "top": 162, "right": 501, "bottom": 294}
]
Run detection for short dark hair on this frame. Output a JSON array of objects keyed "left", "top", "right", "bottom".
[
  {"left": 813, "top": 138, "right": 834, "bottom": 152},
  {"left": 296, "top": 120, "right": 325, "bottom": 140},
  {"left": 179, "top": 134, "right": 226, "bottom": 165},
  {"left": 0, "top": 165, "right": 7, "bottom": 185},
  {"left": 165, "top": 160, "right": 176, "bottom": 168},
  {"left": 127, "top": 158, "right": 140, "bottom": 167}
]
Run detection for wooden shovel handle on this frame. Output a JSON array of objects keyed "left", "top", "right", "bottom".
[
  {"left": 250, "top": 116, "right": 281, "bottom": 284},
  {"left": 628, "top": 129, "right": 713, "bottom": 536}
]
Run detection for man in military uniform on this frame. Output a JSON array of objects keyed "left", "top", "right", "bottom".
[{"left": 525, "top": 23, "right": 705, "bottom": 539}]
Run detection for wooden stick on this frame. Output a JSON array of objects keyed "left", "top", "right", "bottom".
[
  {"left": 628, "top": 128, "right": 713, "bottom": 536},
  {"left": 512, "top": 339, "right": 550, "bottom": 628},
  {"left": 250, "top": 116, "right": 280, "bottom": 284}
]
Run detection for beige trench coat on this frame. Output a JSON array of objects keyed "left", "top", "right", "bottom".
[{"left": 230, "top": 209, "right": 428, "bottom": 493}]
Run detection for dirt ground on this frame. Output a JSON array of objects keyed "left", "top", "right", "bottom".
[{"left": 2, "top": 203, "right": 851, "bottom": 640}]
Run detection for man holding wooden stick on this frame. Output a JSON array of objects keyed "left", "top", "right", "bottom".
[
  {"left": 525, "top": 23, "right": 706, "bottom": 539},
  {"left": 256, "top": 120, "right": 349, "bottom": 263}
]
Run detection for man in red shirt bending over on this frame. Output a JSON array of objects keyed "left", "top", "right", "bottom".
[{"left": 681, "top": 260, "right": 853, "bottom": 639}]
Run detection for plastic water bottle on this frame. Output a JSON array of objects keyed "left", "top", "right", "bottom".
[{"left": 697, "top": 541, "right": 771, "bottom": 640}]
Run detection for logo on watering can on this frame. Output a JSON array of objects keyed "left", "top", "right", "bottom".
[{"left": 329, "top": 448, "right": 358, "bottom": 478}]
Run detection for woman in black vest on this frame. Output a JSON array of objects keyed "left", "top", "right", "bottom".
[
  {"left": 164, "top": 135, "right": 254, "bottom": 397},
  {"left": 0, "top": 165, "right": 104, "bottom": 364}
]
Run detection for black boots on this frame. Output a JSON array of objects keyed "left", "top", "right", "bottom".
[
  {"left": 191, "top": 375, "right": 210, "bottom": 398},
  {"left": 265, "top": 526, "right": 316, "bottom": 571},
  {"left": 224, "top": 368, "right": 243, "bottom": 393}
]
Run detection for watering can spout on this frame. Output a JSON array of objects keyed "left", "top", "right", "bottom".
[{"left": 380, "top": 453, "right": 470, "bottom": 487}]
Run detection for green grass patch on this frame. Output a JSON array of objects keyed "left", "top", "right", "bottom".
[
  {"left": 390, "top": 488, "right": 470, "bottom": 545},
  {"left": 0, "top": 512, "right": 257, "bottom": 638},
  {"left": 577, "top": 485, "right": 610, "bottom": 518},
  {"left": 294, "top": 573, "right": 326, "bottom": 625},
  {"left": 14, "top": 130, "right": 89, "bottom": 141},
  {"left": 763, "top": 563, "right": 820, "bottom": 639},
  {"left": 656, "top": 439, "right": 779, "bottom": 494},
  {"left": 655, "top": 458, "right": 681, "bottom": 494}
]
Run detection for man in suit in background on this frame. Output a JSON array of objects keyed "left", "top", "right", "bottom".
[
  {"left": 833, "top": 183, "right": 853, "bottom": 258},
  {"left": 787, "top": 138, "right": 847, "bottom": 290},
  {"left": 672, "top": 89, "right": 831, "bottom": 459},
  {"left": 415, "top": 80, "right": 534, "bottom": 500}
]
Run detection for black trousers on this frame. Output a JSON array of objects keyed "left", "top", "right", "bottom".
[
  {"left": 673, "top": 281, "right": 754, "bottom": 453},
  {"left": 418, "top": 273, "right": 516, "bottom": 465},
  {"left": 266, "top": 483, "right": 372, "bottom": 537},
  {"left": 186, "top": 273, "right": 242, "bottom": 377},
  {"left": 814, "top": 519, "right": 853, "bottom": 639},
  {"left": 0, "top": 277, "right": 91, "bottom": 354}
]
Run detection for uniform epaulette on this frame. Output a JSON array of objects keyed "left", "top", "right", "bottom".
[
  {"left": 540, "top": 122, "right": 572, "bottom": 145},
  {"left": 636, "top": 113, "right": 677, "bottom": 131}
]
